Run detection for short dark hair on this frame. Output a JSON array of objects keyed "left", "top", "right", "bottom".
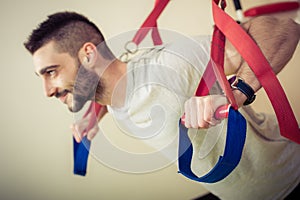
[{"left": 24, "top": 11, "right": 114, "bottom": 59}]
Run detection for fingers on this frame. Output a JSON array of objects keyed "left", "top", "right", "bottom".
[
  {"left": 70, "top": 112, "right": 100, "bottom": 143},
  {"left": 70, "top": 123, "right": 82, "bottom": 143},
  {"left": 184, "top": 95, "right": 223, "bottom": 129},
  {"left": 185, "top": 97, "right": 206, "bottom": 128},
  {"left": 184, "top": 97, "right": 213, "bottom": 128}
]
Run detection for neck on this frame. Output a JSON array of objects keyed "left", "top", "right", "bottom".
[{"left": 95, "top": 59, "right": 127, "bottom": 107}]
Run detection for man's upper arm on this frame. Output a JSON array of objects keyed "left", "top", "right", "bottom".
[{"left": 224, "top": 16, "right": 300, "bottom": 76}]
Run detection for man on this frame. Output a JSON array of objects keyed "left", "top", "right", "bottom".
[{"left": 24, "top": 11, "right": 300, "bottom": 199}]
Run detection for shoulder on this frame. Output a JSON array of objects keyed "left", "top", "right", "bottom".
[
  {"left": 163, "top": 35, "right": 211, "bottom": 59},
  {"left": 157, "top": 35, "right": 211, "bottom": 74},
  {"left": 129, "top": 35, "right": 211, "bottom": 74}
]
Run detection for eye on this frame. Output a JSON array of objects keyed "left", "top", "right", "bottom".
[{"left": 46, "top": 70, "right": 56, "bottom": 76}]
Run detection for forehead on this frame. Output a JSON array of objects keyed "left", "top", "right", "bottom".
[{"left": 32, "top": 41, "right": 74, "bottom": 74}]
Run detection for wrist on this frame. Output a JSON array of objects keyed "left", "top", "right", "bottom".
[
  {"left": 232, "top": 89, "right": 248, "bottom": 107},
  {"left": 229, "top": 76, "right": 256, "bottom": 106}
]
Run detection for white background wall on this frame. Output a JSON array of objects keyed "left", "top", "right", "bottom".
[{"left": 0, "top": 0, "right": 299, "bottom": 200}]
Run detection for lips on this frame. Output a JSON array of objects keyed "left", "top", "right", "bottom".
[
  {"left": 58, "top": 91, "right": 68, "bottom": 104},
  {"left": 55, "top": 90, "right": 69, "bottom": 104}
]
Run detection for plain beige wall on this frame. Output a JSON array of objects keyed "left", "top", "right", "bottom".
[{"left": 0, "top": 0, "right": 299, "bottom": 200}]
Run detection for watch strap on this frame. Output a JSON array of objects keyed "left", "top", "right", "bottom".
[{"left": 231, "top": 77, "right": 256, "bottom": 105}]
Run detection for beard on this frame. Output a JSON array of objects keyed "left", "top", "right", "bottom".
[{"left": 69, "top": 64, "right": 105, "bottom": 113}]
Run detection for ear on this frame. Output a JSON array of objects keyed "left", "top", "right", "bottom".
[{"left": 78, "top": 42, "right": 98, "bottom": 69}]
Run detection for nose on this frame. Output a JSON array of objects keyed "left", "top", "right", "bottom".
[{"left": 42, "top": 79, "right": 57, "bottom": 97}]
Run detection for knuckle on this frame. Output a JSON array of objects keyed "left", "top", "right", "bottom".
[
  {"left": 203, "top": 96, "right": 213, "bottom": 105},
  {"left": 203, "top": 114, "right": 212, "bottom": 122},
  {"left": 191, "top": 124, "right": 198, "bottom": 129},
  {"left": 197, "top": 120, "right": 208, "bottom": 128}
]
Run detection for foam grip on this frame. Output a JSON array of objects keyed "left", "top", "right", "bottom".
[
  {"left": 181, "top": 104, "right": 230, "bottom": 124},
  {"left": 214, "top": 104, "right": 230, "bottom": 120}
]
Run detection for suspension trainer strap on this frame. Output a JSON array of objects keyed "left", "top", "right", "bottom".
[
  {"left": 177, "top": 0, "right": 246, "bottom": 183},
  {"left": 132, "top": 0, "right": 170, "bottom": 45}
]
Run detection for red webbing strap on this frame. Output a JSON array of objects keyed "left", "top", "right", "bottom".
[
  {"left": 132, "top": 0, "right": 170, "bottom": 45},
  {"left": 212, "top": 0, "right": 300, "bottom": 144},
  {"left": 83, "top": 102, "right": 102, "bottom": 130},
  {"left": 150, "top": 0, "right": 164, "bottom": 45},
  {"left": 196, "top": 62, "right": 215, "bottom": 97},
  {"left": 151, "top": 21, "right": 163, "bottom": 45},
  {"left": 244, "top": 2, "right": 300, "bottom": 17},
  {"left": 195, "top": 0, "right": 238, "bottom": 110}
]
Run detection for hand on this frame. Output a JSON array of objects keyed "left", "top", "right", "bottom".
[
  {"left": 70, "top": 105, "right": 107, "bottom": 143},
  {"left": 183, "top": 95, "right": 228, "bottom": 129}
]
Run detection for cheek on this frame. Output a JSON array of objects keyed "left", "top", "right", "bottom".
[{"left": 58, "top": 68, "right": 78, "bottom": 89}]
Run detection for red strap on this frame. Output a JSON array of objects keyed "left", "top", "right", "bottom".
[
  {"left": 132, "top": 0, "right": 170, "bottom": 45},
  {"left": 244, "top": 2, "right": 300, "bottom": 17},
  {"left": 83, "top": 102, "right": 102, "bottom": 131},
  {"left": 195, "top": 0, "right": 238, "bottom": 111},
  {"left": 212, "top": 0, "right": 300, "bottom": 143},
  {"left": 150, "top": 0, "right": 165, "bottom": 45},
  {"left": 151, "top": 22, "right": 163, "bottom": 45}
]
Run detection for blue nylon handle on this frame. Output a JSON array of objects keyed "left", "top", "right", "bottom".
[
  {"left": 73, "top": 136, "right": 90, "bottom": 176},
  {"left": 72, "top": 107, "right": 246, "bottom": 180},
  {"left": 178, "top": 107, "right": 246, "bottom": 183}
]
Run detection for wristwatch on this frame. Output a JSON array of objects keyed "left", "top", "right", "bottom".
[{"left": 230, "top": 76, "right": 256, "bottom": 106}]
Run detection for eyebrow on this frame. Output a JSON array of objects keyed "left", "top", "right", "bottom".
[{"left": 35, "top": 65, "right": 59, "bottom": 77}]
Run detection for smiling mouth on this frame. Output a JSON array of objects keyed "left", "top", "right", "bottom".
[
  {"left": 56, "top": 90, "right": 69, "bottom": 104},
  {"left": 59, "top": 93, "right": 68, "bottom": 104}
]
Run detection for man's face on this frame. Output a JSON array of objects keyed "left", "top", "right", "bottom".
[{"left": 33, "top": 41, "right": 99, "bottom": 112}]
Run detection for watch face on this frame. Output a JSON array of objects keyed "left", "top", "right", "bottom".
[
  {"left": 229, "top": 76, "right": 240, "bottom": 89},
  {"left": 228, "top": 75, "right": 237, "bottom": 85}
]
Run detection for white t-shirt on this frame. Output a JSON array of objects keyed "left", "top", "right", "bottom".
[{"left": 108, "top": 35, "right": 300, "bottom": 200}]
